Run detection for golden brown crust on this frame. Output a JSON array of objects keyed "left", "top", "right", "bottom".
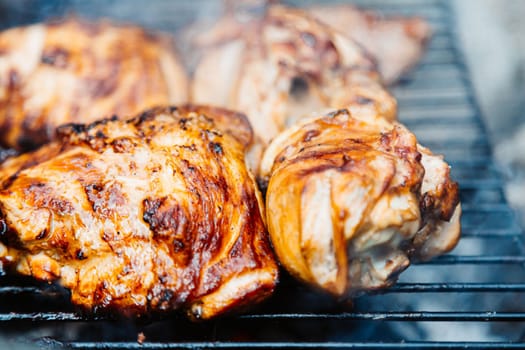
[
  {"left": 0, "top": 106, "right": 278, "bottom": 319},
  {"left": 0, "top": 18, "right": 189, "bottom": 150},
  {"left": 261, "top": 109, "right": 460, "bottom": 296}
]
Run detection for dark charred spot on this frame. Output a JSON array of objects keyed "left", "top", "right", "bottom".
[
  {"left": 209, "top": 142, "right": 223, "bottom": 155},
  {"left": 85, "top": 183, "right": 103, "bottom": 193},
  {"left": 16, "top": 136, "right": 41, "bottom": 152},
  {"left": 303, "top": 129, "right": 320, "bottom": 143},
  {"left": 300, "top": 31, "right": 317, "bottom": 47},
  {"left": 84, "top": 182, "right": 126, "bottom": 218},
  {"left": 56, "top": 123, "right": 85, "bottom": 137},
  {"left": 135, "top": 108, "right": 159, "bottom": 124},
  {"left": 76, "top": 249, "right": 87, "bottom": 260},
  {"left": 143, "top": 197, "right": 188, "bottom": 241},
  {"left": 169, "top": 106, "right": 178, "bottom": 114},
  {"left": 181, "top": 144, "right": 197, "bottom": 152},
  {"left": 178, "top": 118, "right": 188, "bottom": 130},
  {"left": 151, "top": 165, "right": 161, "bottom": 173},
  {"left": 36, "top": 229, "right": 47, "bottom": 240},
  {"left": 111, "top": 137, "right": 134, "bottom": 153},
  {"left": 85, "top": 115, "right": 118, "bottom": 131},
  {"left": 207, "top": 129, "right": 222, "bottom": 137},
  {"left": 50, "top": 198, "right": 74, "bottom": 215},
  {"left": 94, "top": 130, "right": 106, "bottom": 140},
  {"left": 290, "top": 76, "right": 309, "bottom": 98},
  {"left": 420, "top": 192, "right": 435, "bottom": 217},
  {"left": 41, "top": 47, "right": 69, "bottom": 68}
]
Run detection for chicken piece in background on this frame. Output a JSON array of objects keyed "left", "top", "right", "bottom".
[
  {"left": 308, "top": 4, "right": 431, "bottom": 85},
  {"left": 0, "top": 105, "right": 278, "bottom": 320},
  {"left": 189, "top": 4, "right": 396, "bottom": 173},
  {"left": 260, "top": 109, "right": 460, "bottom": 296},
  {"left": 0, "top": 18, "right": 188, "bottom": 151}
]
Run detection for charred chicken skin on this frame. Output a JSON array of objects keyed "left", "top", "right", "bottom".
[
  {"left": 0, "top": 105, "right": 278, "bottom": 320},
  {"left": 0, "top": 18, "right": 188, "bottom": 151},
  {"left": 260, "top": 109, "right": 460, "bottom": 296},
  {"left": 308, "top": 4, "right": 431, "bottom": 84},
  {"left": 190, "top": 5, "right": 396, "bottom": 171}
]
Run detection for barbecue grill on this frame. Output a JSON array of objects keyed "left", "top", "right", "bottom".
[{"left": 1, "top": 0, "right": 525, "bottom": 349}]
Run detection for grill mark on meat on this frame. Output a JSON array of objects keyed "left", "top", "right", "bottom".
[
  {"left": 143, "top": 197, "right": 188, "bottom": 240},
  {"left": 23, "top": 182, "right": 74, "bottom": 215},
  {"left": 76, "top": 249, "right": 87, "bottom": 260},
  {"left": 84, "top": 182, "right": 126, "bottom": 218}
]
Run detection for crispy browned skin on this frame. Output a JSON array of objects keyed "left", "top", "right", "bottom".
[
  {"left": 260, "top": 109, "right": 460, "bottom": 296},
  {"left": 189, "top": 5, "right": 396, "bottom": 172},
  {"left": 0, "top": 18, "right": 188, "bottom": 151},
  {"left": 0, "top": 105, "right": 278, "bottom": 320},
  {"left": 308, "top": 4, "right": 431, "bottom": 84}
]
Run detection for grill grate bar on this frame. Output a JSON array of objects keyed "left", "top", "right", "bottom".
[
  {"left": 62, "top": 341, "right": 525, "bottom": 349},
  {"left": 388, "top": 282, "right": 525, "bottom": 292},
  {"left": 3, "top": 311, "right": 525, "bottom": 322},
  {"left": 3, "top": 283, "right": 524, "bottom": 299},
  {"left": 239, "top": 312, "right": 525, "bottom": 321},
  {"left": 417, "top": 255, "right": 525, "bottom": 265},
  {"left": 460, "top": 228, "right": 523, "bottom": 237}
]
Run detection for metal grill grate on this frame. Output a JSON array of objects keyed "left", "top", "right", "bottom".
[{"left": 1, "top": 0, "right": 525, "bottom": 349}]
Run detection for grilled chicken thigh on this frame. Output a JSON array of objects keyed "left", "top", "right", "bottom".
[
  {"left": 260, "top": 109, "right": 460, "bottom": 296},
  {"left": 0, "top": 19, "right": 188, "bottom": 150},
  {"left": 0, "top": 105, "right": 278, "bottom": 319},
  {"left": 308, "top": 4, "right": 431, "bottom": 84},
  {"left": 190, "top": 5, "right": 396, "bottom": 171}
]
